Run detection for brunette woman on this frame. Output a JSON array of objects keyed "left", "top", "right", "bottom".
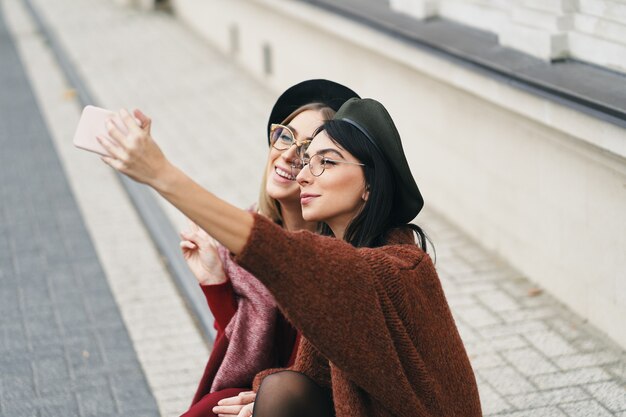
[
  {"left": 178, "top": 80, "right": 359, "bottom": 417},
  {"left": 99, "top": 96, "right": 481, "bottom": 417}
]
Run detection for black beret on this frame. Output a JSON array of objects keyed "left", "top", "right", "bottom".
[
  {"left": 334, "top": 98, "right": 424, "bottom": 223},
  {"left": 267, "top": 79, "right": 359, "bottom": 144}
]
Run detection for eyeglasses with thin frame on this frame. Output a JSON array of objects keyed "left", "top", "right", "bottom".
[
  {"left": 269, "top": 123, "right": 311, "bottom": 158},
  {"left": 291, "top": 153, "right": 365, "bottom": 177}
]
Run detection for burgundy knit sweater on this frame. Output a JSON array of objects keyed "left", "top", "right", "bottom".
[{"left": 236, "top": 214, "right": 482, "bottom": 417}]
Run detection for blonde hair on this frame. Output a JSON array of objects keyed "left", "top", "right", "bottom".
[{"left": 258, "top": 103, "right": 336, "bottom": 225}]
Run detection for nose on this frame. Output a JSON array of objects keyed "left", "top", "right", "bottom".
[
  {"left": 296, "top": 161, "right": 312, "bottom": 186},
  {"left": 280, "top": 143, "right": 299, "bottom": 163}
]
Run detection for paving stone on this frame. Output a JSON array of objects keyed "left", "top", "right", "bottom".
[
  {"left": 532, "top": 367, "right": 613, "bottom": 390},
  {"left": 56, "top": 298, "right": 92, "bottom": 329},
  {"left": 584, "top": 381, "right": 626, "bottom": 412},
  {"left": 76, "top": 386, "right": 117, "bottom": 416},
  {"left": 524, "top": 331, "right": 576, "bottom": 357},
  {"left": 499, "top": 306, "right": 559, "bottom": 323},
  {"left": 517, "top": 293, "right": 555, "bottom": 309},
  {"left": 496, "top": 407, "right": 568, "bottom": 417},
  {"left": 606, "top": 362, "right": 626, "bottom": 380},
  {"left": 20, "top": 284, "right": 52, "bottom": 310},
  {"left": 571, "top": 337, "right": 607, "bottom": 353},
  {"left": 455, "top": 321, "right": 481, "bottom": 343},
  {"left": 445, "top": 293, "right": 477, "bottom": 308},
  {"left": 97, "top": 326, "right": 135, "bottom": 352},
  {"left": 452, "top": 267, "right": 516, "bottom": 284},
  {"left": 45, "top": 264, "right": 80, "bottom": 288},
  {"left": 23, "top": 314, "right": 62, "bottom": 344},
  {"left": 476, "top": 289, "right": 521, "bottom": 312},
  {"left": 105, "top": 347, "right": 146, "bottom": 372},
  {"left": 147, "top": 368, "right": 208, "bottom": 389},
  {"left": 65, "top": 336, "right": 106, "bottom": 375},
  {"left": 110, "top": 373, "right": 156, "bottom": 413},
  {"left": 13, "top": 249, "right": 47, "bottom": 278},
  {"left": 477, "top": 381, "right": 514, "bottom": 415},
  {"left": 559, "top": 399, "right": 614, "bottom": 416},
  {"left": 506, "top": 387, "right": 589, "bottom": 409},
  {"left": 451, "top": 281, "right": 500, "bottom": 295},
  {"left": 0, "top": 399, "right": 38, "bottom": 417},
  {"left": 36, "top": 375, "right": 110, "bottom": 398},
  {"left": 32, "top": 354, "right": 72, "bottom": 382},
  {"left": 124, "top": 412, "right": 162, "bottom": 417},
  {"left": 501, "top": 347, "right": 558, "bottom": 376},
  {"left": 479, "top": 320, "right": 550, "bottom": 339},
  {"left": 1, "top": 376, "right": 37, "bottom": 402},
  {"left": 455, "top": 304, "right": 502, "bottom": 327},
  {"left": 465, "top": 335, "right": 529, "bottom": 355},
  {"left": 0, "top": 351, "right": 35, "bottom": 377},
  {"left": 469, "top": 352, "right": 506, "bottom": 370},
  {"left": 479, "top": 366, "right": 536, "bottom": 395},
  {"left": 35, "top": 396, "right": 81, "bottom": 417},
  {"left": 1, "top": 323, "right": 28, "bottom": 352},
  {"left": 555, "top": 351, "right": 622, "bottom": 370}
]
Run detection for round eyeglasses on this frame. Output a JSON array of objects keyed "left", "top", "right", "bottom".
[
  {"left": 269, "top": 124, "right": 310, "bottom": 158},
  {"left": 291, "top": 154, "right": 365, "bottom": 177}
]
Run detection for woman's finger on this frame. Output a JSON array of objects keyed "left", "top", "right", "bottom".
[
  {"left": 119, "top": 108, "right": 143, "bottom": 135},
  {"left": 237, "top": 391, "right": 256, "bottom": 404},
  {"left": 105, "top": 119, "right": 128, "bottom": 147},
  {"left": 101, "top": 155, "right": 125, "bottom": 171},
  {"left": 97, "top": 136, "right": 127, "bottom": 162},
  {"left": 212, "top": 404, "right": 244, "bottom": 414},
  {"left": 134, "top": 108, "right": 152, "bottom": 131},
  {"left": 236, "top": 403, "right": 254, "bottom": 417},
  {"left": 217, "top": 395, "right": 245, "bottom": 406},
  {"left": 180, "top": 241, "right": 197, "bottom": 250}
]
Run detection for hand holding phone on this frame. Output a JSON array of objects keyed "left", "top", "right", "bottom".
[{"left": 73, "top": 105, "right": 128, "bottom": 156}]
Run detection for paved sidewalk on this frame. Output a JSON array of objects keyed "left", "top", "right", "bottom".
[
  {"left": 2, "top": 0, "right": 211, "bottom": 415},
  {"left": 0, "top": 3, "right": 159, "bottom": 416},
  {"left": 2, "top": 0, "right": 625, "bottom": 416}
]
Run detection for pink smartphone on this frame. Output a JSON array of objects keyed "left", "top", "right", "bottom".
[{"left": 73, "top": 105, "right": 128, "bottom": 156}]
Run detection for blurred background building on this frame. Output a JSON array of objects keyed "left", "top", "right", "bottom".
[{"left": 128, "top": 0, "right": 626, "bottom": 348}]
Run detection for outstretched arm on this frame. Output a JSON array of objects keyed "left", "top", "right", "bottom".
[{"left": 98, "top": 109, "right": 253, "bottom": 255}]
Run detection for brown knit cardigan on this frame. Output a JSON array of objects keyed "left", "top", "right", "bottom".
[{"left": 235, "top": 214, "right": 482, "bottom": 417}]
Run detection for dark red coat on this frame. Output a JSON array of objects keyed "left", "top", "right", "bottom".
[{"left": 181, "top": 281, "right": 299, "bottom": 417}]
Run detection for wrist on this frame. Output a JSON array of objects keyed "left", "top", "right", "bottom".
[
  {"left": 151, "top": 161, "right": 180, "bottom": 194},
  {"left": 199, "top": 272, "right": 228, "bottom": 286}
]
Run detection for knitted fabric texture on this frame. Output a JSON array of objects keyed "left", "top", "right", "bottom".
[
  {"left": 237, "top": 214, "right": 482, "bottom": 417},
  {"left": 210, "top": 244, "right": 280, "bottom": 392}
]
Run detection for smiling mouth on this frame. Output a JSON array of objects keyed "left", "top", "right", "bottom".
[{"left": 275, "top": 166, "right": 296, "bottom": 181}]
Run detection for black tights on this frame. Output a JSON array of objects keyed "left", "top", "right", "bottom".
[{"left": 252, "top": 371, "right": 335, "bottom": 417}]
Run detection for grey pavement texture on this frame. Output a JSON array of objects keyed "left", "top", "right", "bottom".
[
  {"left": 0, "top": 2, "right": 159, "bottom": 416},
  {"left": 1, "top": 0, "right": 625, "bottom": 416}
]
